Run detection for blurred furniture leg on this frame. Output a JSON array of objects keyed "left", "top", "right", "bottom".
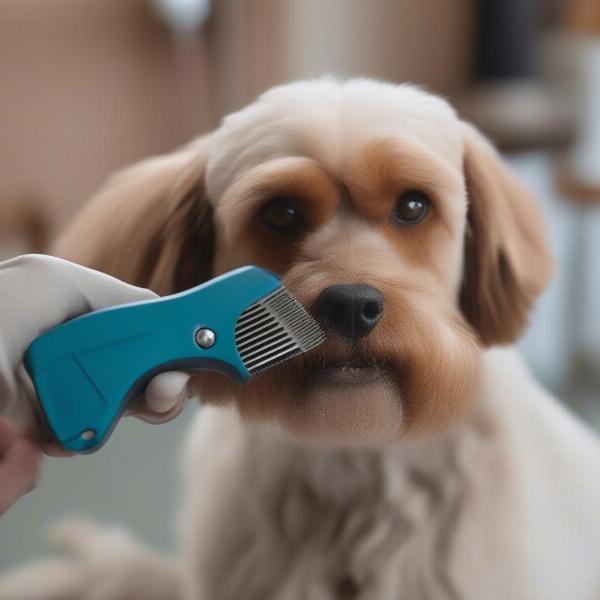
[
  {"left": 554, "top": 166, "right": 600, "bottom": 392},
  {"left": 554, "top": 0, "right": 600, "bottom": 395}
]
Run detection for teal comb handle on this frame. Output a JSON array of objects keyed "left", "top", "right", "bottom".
[{"left": 24, "top": 266, "right": 282, "bottom": 453}]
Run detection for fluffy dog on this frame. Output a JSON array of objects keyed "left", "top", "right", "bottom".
[{"left": 2, "top": 78, "right": 600, "bottom": 600}]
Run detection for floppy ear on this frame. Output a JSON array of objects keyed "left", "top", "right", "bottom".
[
  {"left": 459, "top": 123, "right": 554, "bottom": 346},
  {"left": 53, "top": 136, "right": 214, "bottom": 295}
]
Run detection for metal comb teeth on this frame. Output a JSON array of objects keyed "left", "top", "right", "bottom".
[{"left": 235, "top": 287, "right": 326, "bottom": 375}]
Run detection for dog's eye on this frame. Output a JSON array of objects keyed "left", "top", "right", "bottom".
[
  {"left": 261, "top": 197, "right": 304, "bottom": 232},
  {"left": 393, "top": 190, "right": 430, "bottom": 225}
]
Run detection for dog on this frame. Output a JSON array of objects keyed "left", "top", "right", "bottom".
[{"left": 2, "top": 78, "right": 600, "bottom": 600}]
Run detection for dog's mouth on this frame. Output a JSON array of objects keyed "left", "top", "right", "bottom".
[
  {"left": 300, "top": 355, "right": 394, "bottom": 387},
  {"left": 321, "top": 362, "right": 386, "bottom": 384}
]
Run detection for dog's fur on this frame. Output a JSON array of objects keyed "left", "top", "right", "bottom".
[{"left": 2, "top": 79, "right": 600, "bottom": 600}]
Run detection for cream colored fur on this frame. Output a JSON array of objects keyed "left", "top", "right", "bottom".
[{"left": 180, "top": 349, "right": 600, "bottom": 600}]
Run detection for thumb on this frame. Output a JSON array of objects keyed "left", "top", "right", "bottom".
[
  {"left": 54, "top": 258, "right": 157, "bottom": 311},
  {"left": 0, "top": 255, "right": 157, "bottom": 372}
]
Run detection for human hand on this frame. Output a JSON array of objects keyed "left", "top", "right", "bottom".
[
  {"left": 0, "top": 417, "right": 42, "bottom": 515},
  {"left": 0, "top": 255, "right": 191, "bottom": 451}
]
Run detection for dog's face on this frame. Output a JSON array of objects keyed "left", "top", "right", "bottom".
[{"left": 55, "top": 79, "right": 553, "bottom": 446}]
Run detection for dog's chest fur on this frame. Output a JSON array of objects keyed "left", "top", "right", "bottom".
[{"left": 186, "top": 405, "right": 501, "bottom": 600}]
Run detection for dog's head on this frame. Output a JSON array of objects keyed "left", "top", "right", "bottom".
[{"left": 55, "top": 79, "right": 553, "bottom": 446}]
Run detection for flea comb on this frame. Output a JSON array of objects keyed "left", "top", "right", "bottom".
[{"left": 24, "top": 266, "right": 325, "bottom": 453}]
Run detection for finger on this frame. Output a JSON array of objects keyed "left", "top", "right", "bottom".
[
  {"left": 0, "top": 255, "right": 159, "bottom": 372},
  {"left": 127, "top": 372, "right": 191, "bottom": 425},
  {"left": 42, "top": 442, "right": 74, "bottom": 458},
  {"left": 0, "top": 434, "right": 42, "bottom": 515},
  {"left": 145, "top": 372, "right": 190, "bottom": 413},
  {"left": 132, "top": 393, "right": 189, "bottom": 424},
  {"left": 0, "top": 417, "right": 18, "bottom": 456},
  {"left": 65, "top": 264, "right": 158, "bottom": 311}
]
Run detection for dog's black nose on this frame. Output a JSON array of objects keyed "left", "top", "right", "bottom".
[{"left": 317, "top": 284, "right": 384, "bottom": 341}]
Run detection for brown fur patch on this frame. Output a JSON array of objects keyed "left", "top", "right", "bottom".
[
  {"left": 340, "top": 139, "right": 467, "bottom": 290},
  {"left": 459, "top": 124, "right": 554, "bottom": 346},
  {"left": 213, "top": 157, "right": 340, "bottom": 275}
]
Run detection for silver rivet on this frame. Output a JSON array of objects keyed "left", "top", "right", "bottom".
[
  {"left": 195, "top": 328, "right": 216, "bottom": 349},
  {"left": 80, "top": 429, "right": 95, "bottom": 441}
]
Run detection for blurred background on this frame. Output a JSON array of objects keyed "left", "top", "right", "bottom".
[{"left": 1, "top": 0, "right": 599, "bottom": 571}]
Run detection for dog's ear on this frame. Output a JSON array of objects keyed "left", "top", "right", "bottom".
[
  {"left": 459, "top": 123, "right": 553, "bottom": 346},
  {"left": 53, "top": 136, "right": 214, "bottom": 295}
]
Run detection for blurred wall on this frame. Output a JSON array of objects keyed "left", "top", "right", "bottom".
[
  {"left": 0, "top": 0, "right": 211, "bottom": 236},
  {"left": 0, "top": 0, "right": 474, "bottom": 241},
  {"left": 281, "top": 0, "right": 473, "bottom": 96}
]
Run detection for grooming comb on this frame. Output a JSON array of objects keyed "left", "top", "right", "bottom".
[{"left": 24, "top": 266, "right": 325, "bottom": 453}]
